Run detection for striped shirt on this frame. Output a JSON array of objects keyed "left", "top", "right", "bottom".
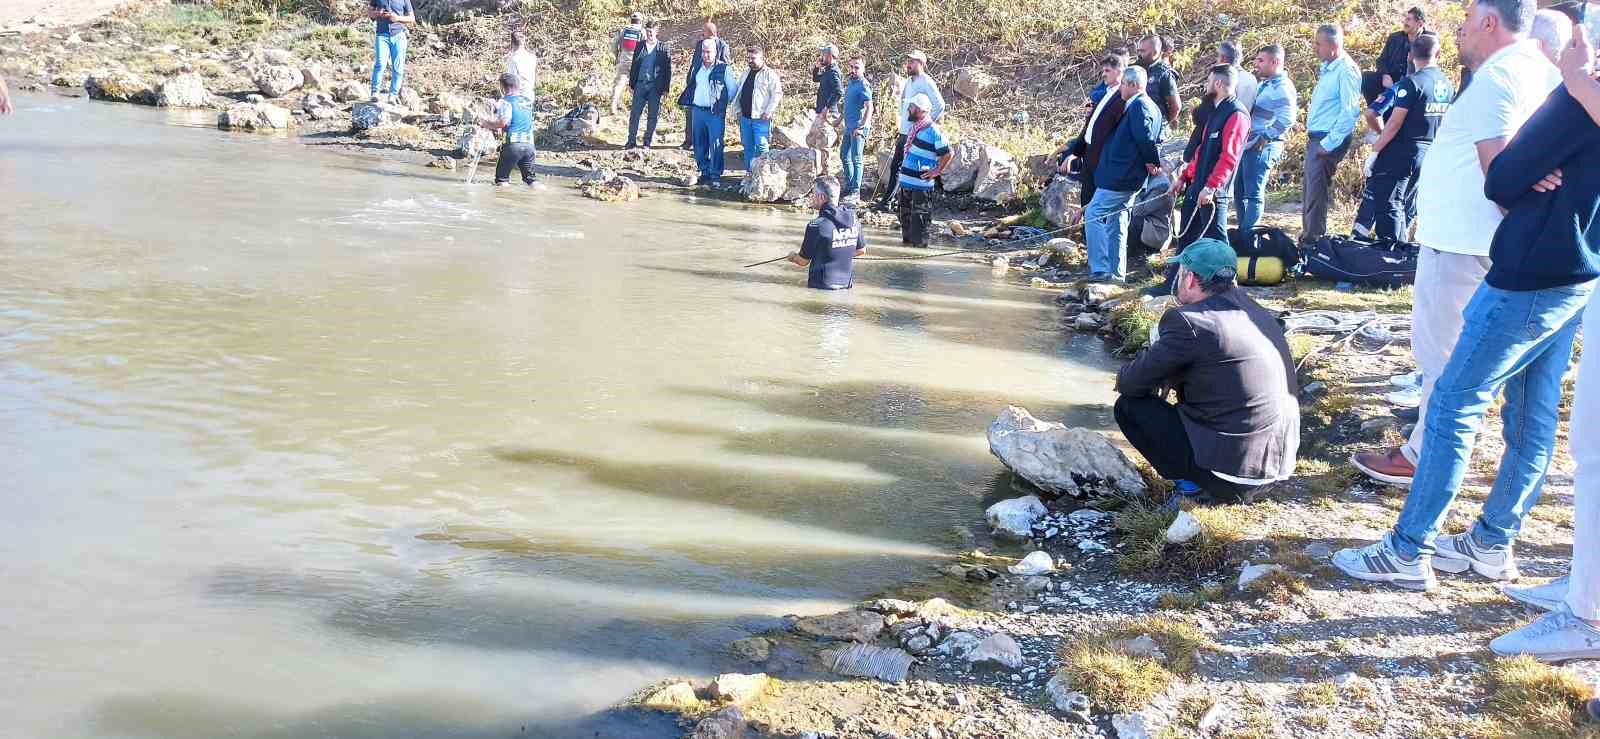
[{"left": 897, "top": 123, "right": 950, "bottom": 190}]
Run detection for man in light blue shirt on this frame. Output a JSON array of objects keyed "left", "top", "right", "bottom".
[
  {"left": 1234, "top": 43, "right": 1299, "bottom": 232},
  {"left": 1302, "top": 23, "right": 1363, "bottom": 241}
]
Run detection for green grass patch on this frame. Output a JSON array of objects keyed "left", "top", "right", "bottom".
[
  {"left": 1108, "top": 299, "right": 1163, "bottom": 354},
  {"left": 1485, "top": 656, "right": 1600, "bottom": 739},
  {"left": 1055, "top": 616, "right": 1213, "bottom": 712},
  {"left": 1115, "top": 501, "right": 1244, "bottom": 575}
]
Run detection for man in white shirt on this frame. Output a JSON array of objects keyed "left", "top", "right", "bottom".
[
  {"left": 730, "top": 45, "right": 783, "bottom": 171},
  {"left": 1220, "top": 40, "right": 1258, "bottom": 111},
  {"left": 1350, "top": 0, "right": 1560, "bottom": 489},
  {"left": 871, "top": 50, "right": 945, "bottom": 209},
  {"left": 504, "top": 29, "right": 537, "bottom": 100}
]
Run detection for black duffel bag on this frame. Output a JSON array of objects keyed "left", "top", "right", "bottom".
[
  {"left": 1300, "top": 234, "right": 1420, "bottom": 288},
  {"left": 1227, "top": 226, "right": 1300, "bottom": 285}
]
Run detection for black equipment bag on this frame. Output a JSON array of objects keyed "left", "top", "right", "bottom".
[
  {"left": 1300, "top": 234, "right": 1420, "bottom": 288},
  {"left": 1228, "top": 226, "right": 1301, "bottom": 265}
]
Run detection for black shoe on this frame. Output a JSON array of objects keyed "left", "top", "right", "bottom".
[{"left": 1393, "top": 405, "right": 1419, "bottom": 423}]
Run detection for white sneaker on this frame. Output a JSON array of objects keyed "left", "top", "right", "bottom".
[
  {"left": 1490, "top": 606, "right": 1600, "bottom": 662},
  {"left": 1505, "top": 575, "right": 1569, "bottom": 612},
  {"left": 1389, "top": 370, "right": 1422, "bottom": 389},
  {"left": 1385, "top": 387, "right": 1421, "bottom": 408},
  {"left": 1432, "top": 531, "right": 1520, "bottom": 580},
  {"left": 1332, "top": 537, "right": 1439, "bottom": 591}
]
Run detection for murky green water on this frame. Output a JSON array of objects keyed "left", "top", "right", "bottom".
[{"left": 0, "top": 92, "right": 1118, "bottom": 738}]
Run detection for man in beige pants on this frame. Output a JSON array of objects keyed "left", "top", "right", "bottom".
[{"left": 1351, "top": 0, "right": 1560, "bottom": 486}]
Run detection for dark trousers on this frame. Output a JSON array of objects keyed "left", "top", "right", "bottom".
[
  {"left": 1158, "top": 190, "right": 1231, "bottom": 290},
  {"left": 898, "top": 187, "right": 933, "bottom": 246},
  {"left": 1113, "top": 395, "right": 1249, "bottom": 501},
  {"left": 679, "top": 105, "right": 694, "bottom": 149},
  {"left": 1355, "top": 147, "right": 1425, "bottom": 240},
  {"left": 494, "top": 142, "right": 537, "bottom": 185},
  {"left": 875, "top": 133, "right": 909, "bottom": 205},
  {"left": 627, "top": 89, "right": 662, "bottom": 148},
  {"left": 1361, "top": 70, "right": 1387, "bottom": 105}
]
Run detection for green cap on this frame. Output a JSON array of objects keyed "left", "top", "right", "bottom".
[{"left": 1175, "top": 238, "right": 1237, "bottom": 280}]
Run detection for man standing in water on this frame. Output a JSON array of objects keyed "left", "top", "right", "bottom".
[
  {"left": 476, "top": 73, "right": 539, "bottom": 187},
  {"left": 503, "top": 29, "right": 537, "bottom": 164},
  {"left": 367, "top": 0, "right": 414, "bottom": 104},
  {"left": 786, "top": 176, "right": 867, "bottom": 289},
  {"left": 611, "top": 12, "right": 645, "bottom": 116}
]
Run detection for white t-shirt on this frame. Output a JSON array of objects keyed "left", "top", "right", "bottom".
[
  {"left": 505, "top": 48, "right": 537, "bottom": 95},
  {"left": 1234, "top": 67, "right": 1258, "bottom": 112},
  {"left": 1414, "top": 40, "right": 1560, "bottom": 256}
]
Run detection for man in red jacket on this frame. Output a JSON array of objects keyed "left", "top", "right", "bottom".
[{"left": 1152, "top": 65, "right": 1249, "bottom": 294}]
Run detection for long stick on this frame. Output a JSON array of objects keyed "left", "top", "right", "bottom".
[
  {"left": 464, "top": 148, "right": 484, "bottom": 185},
  {"left": 743, "top": 254, "right": 792, "bottom": 268}
]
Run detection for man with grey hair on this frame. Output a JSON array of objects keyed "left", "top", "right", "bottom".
[
  {"left": 1219, "top": 40, "right": 1258, "bottom": 110},
  {"left": 1302, "top": 23, "right": 1362, "bottom": 243},
  {"left": 1340, "top": 0, "right": 1564, "bottom": 591},
  {"left": 786, "top": 176, "right": 867, "bottom": 289},
  {"left": 1084, "top": 64, "right": 1165, "bottom": 282},
  {"left": 1531, "top": 8, "right": 1575, "bottom": 62}
]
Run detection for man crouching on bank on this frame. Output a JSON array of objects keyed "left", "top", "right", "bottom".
[
  {"left": 786, "top": 176, "right": 866, "bottom": 289},
  {"left": 1113, "top": 239, "right": 1301, "bottom": 505}
]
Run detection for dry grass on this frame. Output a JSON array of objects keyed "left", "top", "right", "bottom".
[
  {"left": 1294, "top": 681, "right": 1340, "bottom": 708},
  {"left": 1484, "top": 656, "right": 1599, "bottom": 739},
  {"left": 1115, "top": 500, "right": 1245, "bottom": 575},
  {"left": 1108, "top": 299, "right": 1163, "bottom": 354},
  {"left": 1157, "top": 584, "right": 1227, "bottom": 611},
  {"left": 1244, "top": 568, "right": 1310, "bottom": 602},
  {"left": 1055, "top": 616, "right": 1213, "bottom": 712}
]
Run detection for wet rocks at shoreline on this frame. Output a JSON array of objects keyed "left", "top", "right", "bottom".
[
  {"left": 85, "top": 70, "right": 155, "bottom": 105},
  {"left": 987, "top": 405, "right": 1147, "bottom": 498},
  {"left": 218, "top": 101, "right": 292, "bottom": 130}
]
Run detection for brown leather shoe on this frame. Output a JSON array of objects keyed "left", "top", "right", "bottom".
[{"left": 1351, "top": 447, "right": 1415, "bottom": 486}]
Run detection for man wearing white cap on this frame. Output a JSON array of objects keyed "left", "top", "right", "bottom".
[
  {"left": 872, "top": 50, "right": 946, "bottom": 210},
  {"left": 611, "top": 12, "right": 646, "bottom": 116},
  {"left": 811, "top": 44, "right": 845, "bottom": 171},
  {"left": 895, "top": 93, "right": 953, "bottom": 247}
]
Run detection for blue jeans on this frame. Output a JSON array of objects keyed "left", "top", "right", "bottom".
[
  {"left": 739, "top": 117, "right": 771, "bottom": 170},
  {"left": 1084, "top": 187, "right": 1137, "bottom": 279},
  {"left": 1232, "top": 140, "right": 1283, "bottom": 234},
  {"left": 692, "top": 106, "right": 725, "bottom": 182},
  {"left": 371, "top": 32, "right": 407, "bottom": 96},
  {"left": 839, "top": 130, "right": 866, "bottom": 195},
  {"left": 1391, "top": 280, "right": 1596, "bottom": 559}
]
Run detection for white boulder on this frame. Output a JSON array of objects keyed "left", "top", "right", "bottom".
[
  {"left": 973, "top": 146, "right": 1018, "bottom": 202},
  {"left": 985, "top": 495, "right": 1047, "bottom": 540},
  {"left": 710, "top": 672, "right": 769, "bottom": 707},
  {"left": 457, "top": 126, "right": 499, "bottom": 157},
  {"left": 1008, "top": 550, "right": 1055, "bottom": 575},
  {"left": 156, "top": 71, "right": 209, "bottom": 108},
  {"left": 1238, "top": 563, "right": 1287, "bottom": 591},
  {"left": 741, "top": 147, "right": 819, "bottom": 202},
  {"left": 548, "top": 115, "right": 601, "bottom": 143},
  {"left": 259, "top": 48, "right": 294, "bottom": 66},
  {"left": 771, "top": 110, "right": 816, "bottom": 150},
  {"left": 951, "top": 66, "right": 997, "bottom": 100},
  {"left": 987, "top": 406, "right": 1148, "bottom": 497},
  {"left": 253, "top": 64, "right": 303, "bottom": 98},
  {"left": 330, "top": 79, "right": 368, "bottom": 103},
  {"left": 939, "top": 139, "right": 986, "bottom": 192},
  {"left": 1043, "top": 176, "right": 1084, "bottom": 228},
  {"left": 1113, "top": 712, "right": 1153, "bottom": 739},
  {"left": 218, "top": 102, "right": 292, "bottom": 130},
  {"left": 85, "top": 70, "right": 155, "bottom": 104},
  {"left": 966, "top": 633, "right": 1023, "bottom": 670}
]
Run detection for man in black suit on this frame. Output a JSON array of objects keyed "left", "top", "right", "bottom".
[
  {"left": 1059, "top": 53, "right": 1129, "bottom": 207},
  {"left": 626, "top": 21, "right": 672, "bottom": 149},
  {"left": 1114, "top": 239, "right": 1301, "bottom": 504}
]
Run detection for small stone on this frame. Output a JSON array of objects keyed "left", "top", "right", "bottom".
[
  {"left": 794, "top": 610, "right": 886, "bottom": 643},
  {"left": 1008, "top": 551, "right": 1055, "bottom": 575},
  {"left": 985, "top": 495, "right": 1047, "bottom": 540},
  {"left": 728, "top": 637, "right": 771, "bottom": 663},
  {"left": 934, "top": 631, "right": 981, "bottom": 658},
  {"left": 642, "top": 682, "right": 700, "bottom": 712},
  {"left": 1361, "top": 416, "right": 1397, "bottom": 434},
  {"left": 1165, "top": 510, "right": 1202, "bottom": 544},
  {"left": 1301, "top": 381, "right": 1328, "bottom": 397},
  {"left": 1116, "top": 634, "right": 1166, "bottom": 661},
  {"left": 689, "top": 705, "right": 746, "bottom": 739},
  {"left": 1045, "top": 674, "right": 1091, "bottom": 722},
  {"left": 864, "top": 599, "right": 920, "bottom": 616},
  {"left": 1074, "top": 313, "right": 1101, "bottom": 330},
  {"left": 1237, "top": 563, "right": 1287, "bottom": 591},
  {"left": 710, "top": 672, "right": 769, "bottom": 707},
  {"left": 1304, "top": 542, "right": 1334, "bottom": 559},
  {"left": 1112, "top": 711, "right": 1152, "bottom": 739},
  {"left": 903, "top": 634, "right": 934, "bottom": 653},
  {"left": 1022, "top": 576, "right": 1052, "bottom": 594},
  {"left": 426, "top": 157, "right": 457, "bottom": 170},
  {"left": 966, "top": 633, "right": 1023, "bottom": 670}
]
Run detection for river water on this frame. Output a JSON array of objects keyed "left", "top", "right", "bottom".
[{"left": 0, "top": 93, "right": 1117, "bottom": 738}]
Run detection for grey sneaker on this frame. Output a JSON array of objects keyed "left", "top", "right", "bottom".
[
  {"left": 1332, "top": 537, "right": 1438, "bottom": 591},
  {"left": 1504, "top": 575, "right": 1569, "bottom": 612},
  {"left": 1432, "top": 531, "right": 1520, "bottom": 581},
  {"left": 1490, "top": 607, "right": 1600, "bottom": 662}
]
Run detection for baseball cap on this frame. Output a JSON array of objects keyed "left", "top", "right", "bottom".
[
  {"left": 819, "top": 43, "right": 838, "bottom": 56},
  {"left": 905, "top": 50, "right": 928, "bottom": 63},
  {"left": 1175, "top": 238, "right": 1238, "bottom": 280},
  {"left": 908, "top": 93, "right": 933, "bottom": 112},
  {"left": 629, "top": 11, "right": 642, "bottom": 21}
]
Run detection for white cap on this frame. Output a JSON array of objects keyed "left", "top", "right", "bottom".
[
  {"left": 905, "top": 50, "right": 928, "bottom": 63},
  {"left": 819, "top": 43, "right": 838, "bottom": 56},
  {"left": 908, "top": 93, "right": 933, "bottom": 112}
]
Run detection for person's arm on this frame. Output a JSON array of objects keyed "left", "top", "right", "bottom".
[
  {"left": 388, "top": 0, "right": 413, "bottom": 25},
  {"left": 629, "top": 46, "right": 643, "bottom": 89},
  {"left": 1133, "top": 101, "right": 1162, "bottom": 169},
  {"left": 1559, "top": 32, "right": 1600, "bottom": 126},
  {"left": 1266, "top": 81, "right": 1297, "bottom": 142},
  {"left": 1371, "top": 106, "right": 1409, "bottom": 156},
  {"left": 477, "top": 101, "right": 511, "bottom": 130},
  {"left": 1318, "top": 61, "right": 1362, "bottom": 152},
  {"left": 0, "top": 75, "right": 11, "bottom": 116},
  {"left": 765, "top": 72, "right": 782, "bottom": 120},
  {"left": 790, "top": 221, "right": 822, "bottom": 266},
  {"left": 1115, "top": 310, "right": 1199, "bottom": 397},
  {"left": 858, "top": 94, "right": 874, "bottom": 136},
  {"left": 929, "top": 80, "right": 947, "bottom": 122},
  {"left": 1484, "top": 91, "right": 1586, "bottom": 206}
]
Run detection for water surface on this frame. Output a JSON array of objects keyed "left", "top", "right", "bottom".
[{"left": 0, "top": 93, "right": 1118, "bottom": 738}]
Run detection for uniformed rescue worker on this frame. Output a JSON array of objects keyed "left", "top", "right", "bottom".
[
  {"left": 1354, "top": 32, "right": 1453, "bottom": 239},
  {"left": 785, "top": 176, "right": 867, "bottom": 289}
]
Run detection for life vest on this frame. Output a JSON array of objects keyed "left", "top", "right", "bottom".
[
  {"left": 504, "top": 94, "right": 534, "bottom": 143},
  {"left": 619, "top": 25, "right": 643, "bottom": 52}
]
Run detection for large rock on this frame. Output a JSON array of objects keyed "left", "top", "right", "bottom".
[
  {"left": 397, "top": 86, "right": 422, "bottom": 111},
  {"left": 259, "top": 48, "right": 295, "bottom": 66},
  {"left": 1043, "top": 176, "right": 1083, "bottom": 228},
  {"left": 548, "top": 115, "right": 601, "bottom": 144},
  {"left": 875, "top": 149, "right": 895, "bottom": 194},
  {"left": 967, "top": 633, "right": 1023, "bottom": 669},
  {"left": 771, "top": 110, "right": 816, "bottom": 150},
  {"left": 457, "top": 126, "right": 499, "bottom": 157},
  {"left": 710, "top": 673, "right": 769, "bottom": 707},
  {"left": 580, "top": 174, "right": 640, "bottom": 202},
  {"left": 794, "top": 610, "right": 884, "bottom": 643},
  {"left": 939, "top": 139, "right": 986, "bottom": 192},
  {"left": 218, "top": 102, "right": 292, "bottom": 130},
  {"left": 742, "top": 148, "right": 819, "bottom": 202},
  {"left": 985, "top": 495, "right": 1047, "bottom": 539},
  {"left": 641, "top": 682, "right": 700, "bottom": 712},
  {"left": 330, "top": 79, "right": 368, "bottom": 103},
  {"left": 973, "top": 146, "right": 1018, "bottom": 202},
  {"left": 690, "top": 706, "right": 746, "bottom": 739},
  {"left": 253, "top": 64, "right": 303, "bottom": 98},
  {"left": 300, "top": 61, "right": 324, "bottom": 89},
  {"left": 951, "top": 67, "right": 996, "bottom": 100},
  {"left": 156, "top": 71, "right": 209, "bottom": 107},
  {"left": 988, "top": 406, "right": 1146, "bottom": 497},
  {"left": 728, "top": 637, "right": 771, "bottom": 662},
  {"left": 351, "top": 101, "right": 400, "bottom": 131},
  {"left": 301, "top": 91, "right": 339, "bottom": 120},
  {"left": 85, "top": 70, "right": 155, "bottom": 104}
]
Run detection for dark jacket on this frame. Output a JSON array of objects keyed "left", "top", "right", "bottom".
[
  {"left": 799, "top": 204, "right": 866, "bottom": 289},
  {"left": 1483, "top": 85, "right": 1600, "bottom": 292},
  {"left": 1376, "top": 30, "right": 1414, "bottom": 83},
  {"left": 1094, "top": 93, "right": 1164, "bottom": 192},
  {"left": 1069, "top": 92, "right": 1127, "bottom": 177},
  {"left": 813, "top": 63, "right": 843, "bottom": 114},
  {"left": 1182, "top": 96, "right": 1249, "bottom": 194},
  {"left": 1115, "top": 287, "right": 1300, "bottom": 480},
  {"left": 678, "top": 38, "right": 732, "bottom": 104},
  {"left": 678, "top": 61, "right": 733, "bottom": 116},
  {"left": 629, "top": 41, "right": 672, "bottom": 95}
]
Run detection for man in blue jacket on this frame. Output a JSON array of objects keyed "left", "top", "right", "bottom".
[
  {"left": 1084, "top": 65, "right": 1165, "bottom": 283},
  {"left": 680, "top": 39, "right": 733, "bottom": 186},
  {"left": 1334, "top": 34, "right": 1600, "bottom": 595}
]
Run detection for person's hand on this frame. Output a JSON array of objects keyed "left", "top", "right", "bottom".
[
  {"left": 1381, "top": 74, "right": 1394, "bottom": 88},
  {"left": 1167, "top": 177, "right": 1183, "bottom": 196},
  {"left": 1533, "top": 168, "right": 1564, "bottom": 193},
  {"left": 1252, "top": 137, "right": 1266, "bottom": 152},
  {"left": 1198, "top": 187, "right": 1214, "bottom": 207},
  {"left": 1057, "top": 155, "right": 1075, "bottom": 175},
  {"left": 1559, "top": 31, "right": 1595, "bottom": 81},
  {"left": 1146, "top": 163, "right": 1162, "bottom": 175}
]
